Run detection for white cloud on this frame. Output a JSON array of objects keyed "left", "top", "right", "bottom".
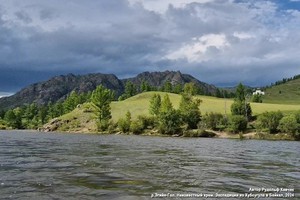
[
  {"left": 166, "top": 34, "right": 229, "bottom": 62},
  {"left": 233, "top": 32, "right": 254, "bottom": 40},
  {"left": 129, "top": 0, "right": 214, "bottom": 13}
]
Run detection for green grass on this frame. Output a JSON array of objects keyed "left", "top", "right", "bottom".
[
  {"left": 111, "top": 92, "right": 300, "bottom": 120},
  {"left": 262, "top": 78, "right": 300, "bottom": 104},
  {"left": 48, "top": 91, "right": 300, "bottom": 132}
]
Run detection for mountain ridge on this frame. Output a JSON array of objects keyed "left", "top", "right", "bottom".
[{"left": 0, "top": 71, "right": 218, "bottom": 110}]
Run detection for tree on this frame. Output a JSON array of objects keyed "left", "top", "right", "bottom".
[
  {"left": 4, "top": 109, "right": 22, "bottom": 129},
  {"left": 160, "top": 94, "right": 173, "bottom": 113},
  {"left": 157, "top": 94, "right": 182, "bottom": 134},
  {"left": 183, "top": 83, "right": 198, "bottom": 96},
  {"left": 149, "top": 94, "right": 161, "bottom": 116},
  {"left": 231, "top": 101, "right": 252, "bottom": 119},
  {"left": 91, "top": 85, "right": 115, "bottom": 130},
  {"left": 235, "top": 83, "right": 245, "bottom": 102},
  {"left": 125, "top": 81, "right": 137, "bottom": 97},
  {"left": 231, "top": 83, "right": 252, "bottom": 120},
  {"left": 173, "top": 84, "right": 183, "bottom": 94},
  {"left": 119, "top": 81, "right": 137, "bottom": 100},
  {"left": 215, "top": 88, "right": 223, "bottom": 98},
  {"left": 178, "top": 93, "right": 201, "bottom": 129},
  {"left": 140, "top": 80, "right": 151, "bottom": 92},
  {"left": 162, "top": 81, "right": 172, "bottom": 93},
  {"left": 0, "top": 110, "right": 5, "bottom": 119},
  {"left": 38, "top": 105, "right": 48, "bottom": 124},
  {"left": 63, "top": 91, "right": 79, "bottom": 113}
]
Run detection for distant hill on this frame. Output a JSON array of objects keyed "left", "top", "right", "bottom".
[
  {"left": 263, "top": 77, "right": 300, "bottom": 104},
  {"left": 42, "top": 91, "right": 300, "bottom": 133},
  {"left": 123, "top": 71, "right": 218, "bottom": 95},
  {"left": 0, "top": 73, "right": 124, "bottom": 110},
  {"left": 0, "top": 71, "right": 218, "bottom": 110}
]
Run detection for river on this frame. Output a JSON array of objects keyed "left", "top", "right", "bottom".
[{"left": 0, "top": 131, "right": 299, "bottom": 199}]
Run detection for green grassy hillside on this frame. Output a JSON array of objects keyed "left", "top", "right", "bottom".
[
  {"left": 45, "top": 91, "right": 300, "bottom": 132},
  {"left": 263, "top": 78, "right": 300, "bottom": 104},
  {"left": 112, "top": 92, "right": 300, "bottom": 120}
]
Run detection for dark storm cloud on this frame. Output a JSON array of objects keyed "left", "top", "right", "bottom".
[
  {"left": 0, "top": 0, "right": 300, "bottom": 93},
  {"left": 15, "top": 11, "right": 32, "bottom": 23}
]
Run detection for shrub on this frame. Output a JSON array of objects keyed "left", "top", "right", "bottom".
[
  {"left": 130, "top": 120, "right": 144, "bottom": 135},
  {"left": 202, "top": 112, "right": 223, "bottom": 130},
  {"left": 256, "top": 111, "right": 283, "bottom": 133},
  {"left": 97, "top": 120, "right": 109, "bottom": 132},
  {"left": 118, "top": 118, "right": 130, "bottom": 133},
  {"left": 278, "top": 115, "right": 298, "bottom": 134},
  {"left": 228, "top": 115, "right": 248, "bottom": 133},
  {"left": 251, "top": 94, "right": 263, "bottom": 103},
  {"left": 137, "top": 115, "right": 156, "bottom": 129},
  {"left": 158, "top": 109, "right": 182, "bottom": 135},
  {"left": 107, "top": 121, "right": 117, "bottom": 134},
  {"left": 117, "top": 111, "right": 132, "bottom": 133}
]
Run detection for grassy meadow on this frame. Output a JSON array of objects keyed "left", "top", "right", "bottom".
[
  {"left": 110, "top": 91, "right": 300, "bottom": 121},
  {"left": 263, "top": 78, "right": 300, "bottom": 104},
  {"left": 46, "top": 91, "right": 300, "bottom": 133}
]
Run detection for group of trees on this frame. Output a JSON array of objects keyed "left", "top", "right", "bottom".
[
  {"left": 118, "top": 80, "right": 235, "bottom": 101},
  {"left": 256, "top": 111, "right": 300, "bottom": 138},
  {"left": 0, "top": 91, "right": 91, "bottom": 129},
  {"left": 116, "top": 85, "right": 202, "bottom": 135}
]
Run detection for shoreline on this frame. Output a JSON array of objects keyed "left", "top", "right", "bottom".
[{"left": 1, "top": 128, "right": 297, "bottom": 141}]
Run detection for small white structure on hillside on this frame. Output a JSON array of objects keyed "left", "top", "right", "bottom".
[{"left": 253, "top": 89, "right": 265, "bottom": 95}]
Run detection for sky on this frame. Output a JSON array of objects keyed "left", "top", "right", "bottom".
[{"left": 0, "top": 0, "right": 300, "bottom": 94}]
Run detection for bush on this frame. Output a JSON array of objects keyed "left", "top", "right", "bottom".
[
  {"left": 130, "top": 120, "right": 144, "bottom": 135},
  {"left": 252, "top": 94, "right": 263, "bottom": 103},
  {"left": 137, "top": 115, "right": 156, "bottom": 129},
  {"left": 118, "top": 118, "right": 131, "bottom": 133},
  {"left": 202, "top": 112, "right": 224, "bottom": 130},
  {"left": 228, "top": 115, "right": 248, "bottom": 133},
  {"left": 117, "top": 111, "right": 131, "bottom": 133},
  {"left": 158, "top": 109, "right": 182, "bottom": 135},
  {"left": 256, "top": 111, "right": 283, "bottom": 133},
  {"left": 107, "top": 121, "right": 117, "bottom": 134},
  {"left": 278, "top": 115, "right": 298, "bottom": 134},
  {"left": 96, "top": 120, "right": 110, "bottom": 132}
]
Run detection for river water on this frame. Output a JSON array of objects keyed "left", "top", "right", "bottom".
[{"left": 0, "top": 131, "right": 299, "bottom": 200}]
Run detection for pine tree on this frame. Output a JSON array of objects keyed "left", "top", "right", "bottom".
[
  {"left": 149, "top": 94, "right": 161, "bottom": 116},
  {"left": 231, "top": 83, "right": 252, "bottom": 120},
  {"left": 179, "top": 94, "right": 201, "bottom": 129},
  {"left": 160, "top": 94, "right": 173, "bottom": 113},
  {"left": 91, "top": 85, "right": 115, "bottom": 123},
  {"left": 63, "top": 91, "right": 79, "bottom": 113}
]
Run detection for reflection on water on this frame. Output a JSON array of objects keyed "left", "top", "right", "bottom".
[{"left": 0, "top": 131, "right": 299, "bottom": 199}]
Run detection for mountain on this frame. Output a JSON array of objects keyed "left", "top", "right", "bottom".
[
  {"left": 0, "top": 71, "right": 218, "bottom": 110},
  {"left": 0, "top": 73, "right": 124, "bottom": 110},
  {"left": 123, "top": 70, "right": 218, "bottom": 95}
]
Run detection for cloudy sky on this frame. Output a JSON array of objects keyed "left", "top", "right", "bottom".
[{"left": 0, "top": 0, "right": 300, "bottom": 94}]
